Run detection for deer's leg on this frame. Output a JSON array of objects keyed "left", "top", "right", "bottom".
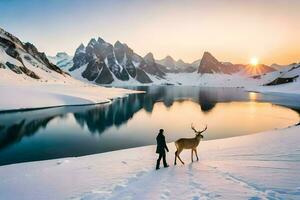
[
  {"left": 174, "top": 150, "right": 177, "bottom": 165},
  {"left": 194, "top": 149, "right": 199, "bottom": 161},
  {"left": 191, "top": 149, "right": 193, "bottom": 162},
  {"left": 176, "top": 149, "right": 185, "bottom": 165}
]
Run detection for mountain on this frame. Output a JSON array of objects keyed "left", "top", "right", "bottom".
[
  {"left": 198, "top": 51, "right": 275, "bottom": 76},
  {"left": 69, "top": 38, "right": 168, "bottom": 84},
  {"left": 198, "top": 52, "right": 241, "bottom": 74},
  {"left": 48, "top": 52, "right": 73, "bottom": 69},
  {"left": 157, "top": 55, "right": 197, "bottom": 73},
  {"left": 0, "top": 27, "right": 68, "bottom": 82},
  {"left": 264, "top": 63, "right": 300, "bottom": 85}
]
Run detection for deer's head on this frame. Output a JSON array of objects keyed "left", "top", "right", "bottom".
[
  {"left": 191, "top": 124, "right": 207, "bottom": 140},
  {"left": 196, "top": 132, "right": 204, "bottom": 139}
]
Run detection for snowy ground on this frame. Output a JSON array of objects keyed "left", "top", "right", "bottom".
[
  {"left": 1, "top": 63, "right": 300, "bottom": 199},
  {"left": 106, "top": 72, "right": 263, "bottom": 88},
  {"left": 0, "top": 71, "right": 139, "bottom": 112},
  {"left": 0, "top": 123, "right": 299, "bottom": 200},
  {"left": 248, "top": 80, "right": 300, "bottom": 95}
]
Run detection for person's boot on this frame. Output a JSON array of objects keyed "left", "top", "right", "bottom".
[
  {"left": 156, "top": 160, "right": 160, "bottom": 170},
  {"left": 163, "top": 159, "right": 169, "bottom": 168},
  {"left": 163, "top": 162, "right": 169, "bottom": 168}
]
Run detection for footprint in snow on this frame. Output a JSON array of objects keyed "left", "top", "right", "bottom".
[
  {"left": 192, "top": 196, "right": 200, "bottom": 200},
  {"left": 56, "top": 160, "right": 70, "bottom": 165},
  {"left": 160, "top": 189, "right": 170, "bottom": 199}
]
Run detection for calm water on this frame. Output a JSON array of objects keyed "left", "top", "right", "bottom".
[{"left": 0, "top": 86, "right": 299, "bottom": 166}]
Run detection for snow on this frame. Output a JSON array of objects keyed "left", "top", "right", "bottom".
[
  {"left": 0, "top": 123, "right": 299, "bottom": 199},
  {"left": 0, "top": 48, "right": 22, "bottom": 66},
  {"left": 248, "top": 64, "right": 300, "bottom": 95},
  {"left": 249, "top": 80, "right": 300, "bottom": 95},
  {"left": 106, "top": 72, "right": 262, "bottom": 88},
  {"left": 0, "top": 83, "right": 139, "bottom": 112},
  {"left": 48, "top": 53, "right": 73, "bottom": 69},
  {"left": 0, "top": 70, "right": 140, "bottom": 112}
]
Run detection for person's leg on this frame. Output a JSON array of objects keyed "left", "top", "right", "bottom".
[
  {"left": 163, "top": 153, "right": 168, "bottom": 167},
  {"left": 156, "top": 153, "right": 162, "bottom": 169}
]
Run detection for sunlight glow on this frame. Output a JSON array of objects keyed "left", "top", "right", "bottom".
[{"left": 250, "top": 57, "right": 259, "bottom": 66}]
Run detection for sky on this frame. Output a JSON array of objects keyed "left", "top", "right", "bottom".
[{"left": 1, "top": 0, "right": 300, "bottom": 65}]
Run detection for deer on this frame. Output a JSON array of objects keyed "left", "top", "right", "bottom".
[{"left": 174, "top": 124, "right": 207, "bottom": 165}]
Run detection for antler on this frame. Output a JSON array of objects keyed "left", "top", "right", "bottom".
[
  {"left": 202, "top": 125, "right": 208, "bottom": 133},
  {"left": 191, "top": 123, "right": 198, "bottom": 133},
  {"left": 191, "top": 123, "right": 208, "bottom": 134}
]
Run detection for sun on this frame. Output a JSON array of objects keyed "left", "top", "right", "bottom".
[{"left": 250, "top": 57, "right": 259, "bottom": 66}]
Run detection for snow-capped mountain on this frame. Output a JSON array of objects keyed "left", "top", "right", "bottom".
[
  {"left": 156, "top": 55, "right": 197, "bottom": 73},
  {"left": 68, "top": 38, "right": 169, "bottom": 84},
  {"left": 0, "top": 27, "right": 69, "bottom": 83},
  {"left": 48, "top": 52, "right": 73, "bottom": 69},
  {"left": 263, "top": 63, "right": 300, "bottom": 85}
]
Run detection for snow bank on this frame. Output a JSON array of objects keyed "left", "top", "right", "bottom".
[
  {"left": 0, "top": 77, "right": 140, "bottom": 112},
  {"left": 0, "top": 125, "right": 299, "bottom": 200},
  {"left": 248, "top": 80, "right": 300, "bottom": 95},
  {"left": 107, "top": 72, "right": 262, "bottom": 88}
]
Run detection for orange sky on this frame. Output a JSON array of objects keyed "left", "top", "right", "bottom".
[{"left": 1, "top": 0, "right": 300, "bottom": 65}]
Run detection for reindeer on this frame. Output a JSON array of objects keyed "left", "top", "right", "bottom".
[{"left": 174, "top": 124, "right": 207, "bottom": 165}]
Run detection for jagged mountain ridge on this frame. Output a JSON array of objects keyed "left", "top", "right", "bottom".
[
  {"left": 69, "top": 38, "right": 167, "bottom": 84},
  {"left": 68, "top": 37, "right": 204, "bottom": 84},
  {"left": 156, "top": 55, "right": 197, "bottom": 73},
  {"left": 0, "top": 27, "right": 68, "bottom": 81},
  {"left": 48, "top": 36, "right": 278, "bottom": 84}
]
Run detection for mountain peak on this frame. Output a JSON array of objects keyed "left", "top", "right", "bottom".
[
  {"left": 198, "top": 51, "right": 227, "bottom": 74},
  {"left": 202, "top": 51, "right": 217, "bottom": 60},
  {"left": 177, "top": 59, "right": 185, "bottom": 65},
  {"left": 97, "top": 37, "right": 106, "bottom": 44},
  {"left": 75, "top": 43, "right": 86, "bottom": 54},
  {"left": 114, "top": 40, "right": 123, "bottom": 47},
  {"left": 87, "top": 38, "right": 97, "bottom": 47},
  {"left": 78, "top": 43, "right": 85, "bottom": 49},
  {"left": 164, "top": 55, "right": 175, "bottom": 62},
  {"left": 114, "top": 41, "right": 130, "bottom": 50},
  {"left": 56, "top": 52, "right": 69, "bottom": 58},
  {"left": 144, "top": 52, "right": 155, "bottom": 63}
]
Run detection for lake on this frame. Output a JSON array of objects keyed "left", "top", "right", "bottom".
[{"left": 0, "top": 86, "right": 299, "bottom": 166}]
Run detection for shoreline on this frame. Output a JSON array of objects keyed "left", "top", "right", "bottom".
[
  {"left": 0, "top": 100, "right": 111, "bottom": 114},
  {"left": 0, "top": 122, "right": 299, "bottom": 199},
  {"left": 1, "top": 113, "right": 299, "bottom": 168}
]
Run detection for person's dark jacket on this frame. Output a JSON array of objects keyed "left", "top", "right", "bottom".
[{"left": 156, "top": 133, "right": 169, "bottom": 154}]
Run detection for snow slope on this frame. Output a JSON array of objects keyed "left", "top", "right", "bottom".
[
  {"left": 249, "top": 80, "right": 300, "bottom": 95},
  {"left": 48, "top": 52, "right": 73, "bottom": 69},
  {"left": 0, "top": 27, "right": 139, "bottom": 112},
  {"left": 0, "top": 69, "right": 139, "bottom": 112},
  {"left": 0, "top": 83, "right": 138, "bottom": 112},
  {"left": 0, "top": 124, "right": 299, "bottom": 200},
  {"left": 248, "top": 64, "right": 300, "bottom": 94},
  {"left": 107, "top": 72, "right": 263, "bottom": 88}
]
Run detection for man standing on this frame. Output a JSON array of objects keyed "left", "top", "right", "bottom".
[{"left": 156, "top": 129, "right": 169, "bottom": 170}]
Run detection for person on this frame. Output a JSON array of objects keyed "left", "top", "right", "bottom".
[{"left": 156, "top": 129, "right": 169, "bottom": 170}]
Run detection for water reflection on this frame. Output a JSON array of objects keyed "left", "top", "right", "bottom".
[{"left": 0, "top": 86, "right": 299, "bottom": 165}]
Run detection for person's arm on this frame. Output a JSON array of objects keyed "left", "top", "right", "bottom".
[{"left": 163, "top": 137, "right": 169, "bottom": 152}]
